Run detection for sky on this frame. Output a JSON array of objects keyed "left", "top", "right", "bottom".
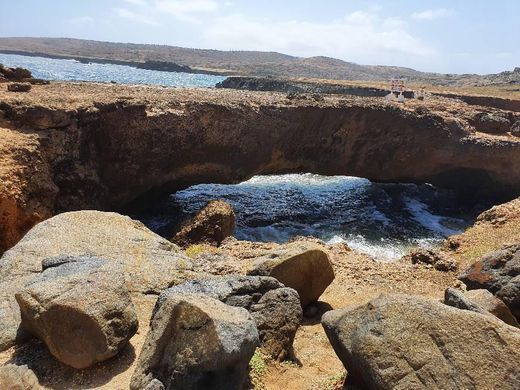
[{"left": 0, "top": 0, "right": 518, "bottom": 74}]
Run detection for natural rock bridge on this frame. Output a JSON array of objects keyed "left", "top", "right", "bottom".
[{"left": 1, "top": 83, "right": 520, "bottom": 253}]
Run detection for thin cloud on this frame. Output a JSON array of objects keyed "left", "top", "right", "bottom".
[
  {"left": 203, "top": 11, "right": 436, "bottom": 65},
  {"left": 411, "top": 8, "right": 454, "bottom": 21},
  {"left": 113, "top": 8, "right": 161, "bottom": 26}
]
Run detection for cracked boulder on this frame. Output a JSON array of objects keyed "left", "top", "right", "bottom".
[
  {"left": 15, "top": 255, "right": 138, "bottom": 369},
  {"left": 247, "top": 243, "right": 334, "bottom": 307},
  {"left": 156, "top": 275, "right": 302, "bottom": 360},
  {"left": 322, "top": 294, "right": 520, "bottom": 389},
  {"left": 131, "top": 294, "right": 258, "bottom": 390},
  {"left": 0, "top": 210, "right": 194, "bottom": 351}
]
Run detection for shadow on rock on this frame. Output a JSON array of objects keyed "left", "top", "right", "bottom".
[
  {"left": 7, "top": 338, "right": 136, "bottom": 389},
  {"left": 302, "top": 301, "right": 334, "bottom": 326}
]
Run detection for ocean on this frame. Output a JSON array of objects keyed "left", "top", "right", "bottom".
[{"left": 0, "top": 53, "right": 226, "bottom": 87}]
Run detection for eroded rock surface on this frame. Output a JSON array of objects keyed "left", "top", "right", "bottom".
[
  {"left": 459, "top": 243, "right": 520, "bottom": 320},
  {"left": 1, "top": 83, "right": 520, "bottom": 254},
  {"left": 322, "top": 294, "right": 520, "bottom": 389},
  {"left": 156, "top": 275, "right": 302, "bottom": 360},
  {"left": 15, "top": 255, "right": 138, "bottom": 369},
  {"left": 247, "top": 243, "right": 334, "bottom": 307},
  {"left": 0, "top": 210, "right": 194, "bottom": 351},
  {"left": 131, "top": 294, "right": 258, "bottom": 390},
  {"left": 0, "top": 364, "right": 40, "bottom": 390},
  {"left": 172, "top": 200, "right": 236, "bottom": 247}
]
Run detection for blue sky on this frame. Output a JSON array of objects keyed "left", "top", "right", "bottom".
[{"left": 0, "top": 0, "right": 518, "bottom": 74}]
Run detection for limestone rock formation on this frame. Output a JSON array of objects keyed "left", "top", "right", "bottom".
[
  {"left": 0, "top": 210, "right": 194, "bottom": 351},
  {"left": 172, "top": 200, "right": 236, "bottom": 247},
  {"left": 0, "top": 364, "right": 40, "bottom": 390},
  {"left": 156, "top": 275, "right": 302, "bottom": 360},
  {"left": 247, "top": 243, "right": 334, "bottom": 307},
  {"left": 459, "top": 243, "right": 520, "bottom": 320},
  {"left": 15, "top": 255, "right": 138, "bottom": 369},
  {"left": 322, "top": 294, "right": 520, "bottom": 389},
  {"left": 405, "top": 248, "right": 457, "bottom": 271},
  {"left": 2, "top": 83, "right": 520, "bottom": 255},
  {"left": 130, "top": 294, "right": 259, "bottom": 390}
]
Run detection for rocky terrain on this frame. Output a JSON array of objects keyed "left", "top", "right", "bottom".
[
  {"left": 0, "top": 78, "right": 520, "bottom": 389},
  {"left": 1, "top": 81, "right": 520, "bottom": 255},
  {"left": 1, "top": 37, "right": 519, "bottom": 85}
]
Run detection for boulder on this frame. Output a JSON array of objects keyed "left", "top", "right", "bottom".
[
  {"left": 443, "top": 287, "right": 489, "bottom": 316},
  {"left": 0, "top": 211, "right": 194, "bottom": 351},
  {"left": 511, "top": 120, "right": 520, "bottom": 137},
  {"left": 15, "top": 255, "right": 138, "bottom": 369},
  {"left": 0, "top": 364, "right": 40, "bottom": 390},
  {"left": 173, "top": 200, "right": 236, "bottom": 247},
  {"left": 322, "top": 294, "right": 520, "bottom": 390},
  {"left": 156, "top": 275, "right": 302, "bottom": 360},
  {"left": 7, "top": 83, "right": 32, "bottom": 92},
  {"left": 247, "top": 243, "right": 335, "bottom": 307},
  {"left": 459, "top": 243, "right": 520, "bottom": 320},
  {"left": 0, "top": 65, "right": 32, "bottom": 81},
  {"left": 131, "top": 294, "right": 258, "bottom": 390},
  {"left": 465, "top": 288, "right": 520, "bottom": 327},
  {"left": 406, "top": 248, "right": 457, "bottom": 271},
  {"left": 473, "top": 112, "right": 511, "bottom": 134},
  {"left": 496, "top": 275, "right": 520, "bottom": 323}
]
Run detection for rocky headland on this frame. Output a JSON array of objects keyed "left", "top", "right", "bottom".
[{"left": 1, "top": 79, "right": 520, "bottom": 389}]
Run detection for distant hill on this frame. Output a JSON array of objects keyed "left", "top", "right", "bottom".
[{"left": 0, "top": 37, "right": 518, "bottom": 86}]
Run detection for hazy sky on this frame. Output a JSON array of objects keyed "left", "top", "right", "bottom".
[{"left": 1, "top": 0, "right": 518, "bottom": 74}]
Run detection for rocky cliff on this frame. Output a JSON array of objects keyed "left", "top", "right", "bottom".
[{"left": 1, "top": 82, "right": 520, "bottom": 253}]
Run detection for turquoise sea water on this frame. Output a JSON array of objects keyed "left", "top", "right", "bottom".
[{"left": 0, "top": 53, "right": 226, "bottom": 87}]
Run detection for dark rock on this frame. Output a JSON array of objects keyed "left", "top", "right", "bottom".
[
  {"left": 472, "top": 112, "right": 511, "bottom": 134},
  {"left": 406, "top": 248, "right": 457, "bottom": 271},
  {"left": 156, "top": 275, "right": 302, "bottom": 360},
  {"left": 511, "top": 120, "right": 520, "bottom": 137},
  {"left": 0, "top": 64, "right": 32, "bottom": 80},
  {"left": 322, "top": 294, "right": 520, "bottom": 389},
  {"left": 7, "top": 83, "right": 32, "bottom": 92},
  {"left": 172, "top": 200, "right": 236, "bottom": 247},
  {"left": 0, "top": 364, "right": 40, "bottom": 389},
  {"left": 459, "top": 244, "right": 520, "bottom": 321},
  {"left": 496, "top": 275, "right": 520, "bottom": 322},
  {"left": 131, "top": 294, "right": 258, "bottom": 390},
  {"left": 248, "top": 243, "right": 335, "bottom": 308},
  {"left": 15, "top": 255, "right": 138, "bottom": 369},
  {"left": 444, "top": 287, "right": 490, "bottom": 315}
]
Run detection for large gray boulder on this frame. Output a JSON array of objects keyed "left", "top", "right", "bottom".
[
  {"left": 459, "top": 243, "right": 520, "bottom": 320},
  {"left": 156, "top": 275, "right": 302, "bottom": 360},
  {"left": 0, "top": 211, "right": 194, "bottom": 351},
  {"left": 0, "top": 364, "right": 40, "bottom": 389},
  {"left": 131, "top": 294, "right": 258, "bottom": 390},
  {"left": 247, "top": 243, "right": 334, "bottom": 307},
  {"left": 322, "top": 294, "right": 520, "bottom": 390},
  {"left": 15, "top": 255, "right": 138, "bottom": 369}
]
